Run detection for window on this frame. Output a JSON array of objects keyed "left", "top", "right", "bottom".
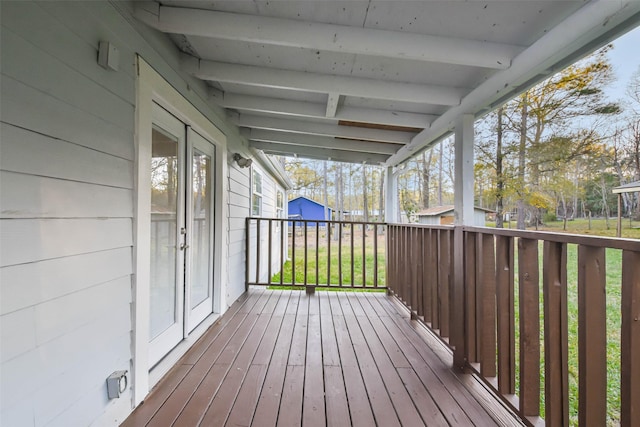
[
  {"left": 276, "top": 190, "right": 284, "bottom": 219},
  {"left": 251, "top": 168, "right": 262, "bottom": 216}
]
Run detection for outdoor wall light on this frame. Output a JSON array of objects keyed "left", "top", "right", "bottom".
[{"left": 233, "top": 153, "right": 253, "bottom": 168}]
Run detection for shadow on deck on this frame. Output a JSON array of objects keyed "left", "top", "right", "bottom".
[{"left": 122, "top": 289, "right": 522, "bottom": 426}]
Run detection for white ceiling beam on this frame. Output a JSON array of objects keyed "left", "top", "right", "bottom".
[
  {"left": 250, "top": 141, "right": 390, "bottom": 165},
  {"left": 386, "top": 0, "right": 640, "bottom": 166},
  {"left": 234, "top": 115, "right": 414, "bottom": 144},
  {"left": 183, "top": 56, "right": 463, "bottom": 106},
  {"left": 216, "top": 92, "right": 434, "bottom": 129},
  {"left": 136, "top": 3, "right": 520, "bottom": 69},
  {"left": 249, "top": 129, "right": 400, "bottom": 155},
  {"left": 326, "top": 93, "right": 340, "bottom": 118}
]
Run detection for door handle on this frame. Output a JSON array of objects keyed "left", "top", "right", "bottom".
[{"left": 180, "top": 243, "right": 189, "bottom": 251}]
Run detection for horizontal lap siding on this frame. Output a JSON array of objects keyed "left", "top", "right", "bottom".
[
  {"left": 228, "top": 166, "right": 252, "bottom": 303},
  {"left": 0, "top": 2, "right": 135, "bottom": 426}
]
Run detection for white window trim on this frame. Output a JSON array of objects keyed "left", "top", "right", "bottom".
[
  {"left": 133, "top": 57, "right": 228, "bottom": 406},
  {"left": 251, "top": 167, "right": 263, "bottom": 217},
  {"left": 276, "top": 188, "right": 285, "bottom": 219}
]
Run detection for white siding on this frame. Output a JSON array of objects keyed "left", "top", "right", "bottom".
[
  {"left": 0, "top": 1, "right": 287, "bottom": 425},
  {"left": 1, "top": 3, "right": 136, "bottom": 424}
]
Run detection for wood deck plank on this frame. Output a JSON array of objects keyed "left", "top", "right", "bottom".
[
  {"left": 277, "top": 365, "right": 305, "bottom": 427},
  {"left": 324, "top": 365, "right": 352, "bottom": 427},
  {"left": 331, "top": 312, "right": 377, "bottom": 427},
  {"left": 347, "top": 294, "right": 425, "bottom": 426},
  {"left": 198, "top": 310, "right": 274, "bottom": 426},
  {"left": 252, "top": 313, "right": 297, "bottom": 427},
  {"left": 182, "top": 290, "right": 257, "bottom": 365},
  {"left": 337, "top": 292, "right": 402, "bottom": 427},
  {"left": 225, "top": 364, "right": 268, "bottom": 427},
  {"left": 303, "top": 310, "right": 325, "bottom": 426},
  {"left": 123, "top": 290, "right": 522, "bottom": 427},
  {"left": 147, "top": 292, "right": 272, "bottom": 426},
  {"left": 373, "top": 294, "right": 507, "bottom": 426},
  {"left": 319, "top": 292, "right": 340, "bottom": 367},
  {"left": 397, "top": 367, "right": 450, "bottom": 427},
  {"left": 120, "top": 364, "right": 190, "bottom": 427}
]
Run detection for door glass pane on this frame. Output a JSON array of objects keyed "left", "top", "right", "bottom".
[
  {"left": 191, "top": 150, "right": 212, "bottom": 308},
  {"left": 150, "top": 127, "right": 178, "bottom": 339}
]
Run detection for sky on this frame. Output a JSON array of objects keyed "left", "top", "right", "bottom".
[{"left": 606, "top": 24, "right": 640, "bottom": 102}]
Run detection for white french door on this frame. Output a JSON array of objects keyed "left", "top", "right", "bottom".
[{"left": 149, "top": 103, "right": 215, "bottom": 366}]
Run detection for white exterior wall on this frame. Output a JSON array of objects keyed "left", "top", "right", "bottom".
[
  {"left": 0, "top": 1, "right": 285, "bottom": 425},
  {"left": 243, "top": 164, "right": 287, "bottom": 289}
]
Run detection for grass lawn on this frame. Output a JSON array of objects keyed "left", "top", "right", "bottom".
[{"left": 270, "top": 228, "right": 386, "bottom": 288}]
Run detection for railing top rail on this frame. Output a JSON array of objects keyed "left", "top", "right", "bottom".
[
  {"left": 462, "top": 225, "right": 640, "bottom": 251},
  {"left": 387, "top": 223, "right": 455, "bottom": 231},
  {"left": 247, "top": 217, "right": 385, "bottom": 227}
]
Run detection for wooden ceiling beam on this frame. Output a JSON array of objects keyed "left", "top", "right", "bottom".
[{"left": 136, "top": 3, "right": 520, "bottom": 69}]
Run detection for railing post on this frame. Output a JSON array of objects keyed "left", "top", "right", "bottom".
[
  {"left": 480, "top": 233, "right": 496, "bottom": 378},
  {"left": 543, "top": 241, "right": 569, "bottom": 426},
  {"left": 452, "top": 225, "right": 466, "bottom": 371},
  {"left": 578, "top": 245, "right": 607, "bottom": 426},
  {"left": 621, "top": 250, "right": 640, "bottom": 427},
  {"left": 245, "top": 217, "right": 250, "bottom": 291},
  {"left": 519, "top": 238, "right": 540, "bottom": 418}
]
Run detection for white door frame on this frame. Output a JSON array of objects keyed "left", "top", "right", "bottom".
[{"left": 133, "top": 57, "right": 228, "bottom": 405}]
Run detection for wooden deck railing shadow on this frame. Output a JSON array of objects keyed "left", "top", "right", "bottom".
[
  {"left": 245, "top": 217, "right": 386, "bottom": 290},
  {"left": 387, "top": 224, "right": 639, "bottom": 427}
]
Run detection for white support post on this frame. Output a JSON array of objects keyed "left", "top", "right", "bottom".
[
  {"left": 454, "top": 114, "right": 475, "bottom": 225},
  {"left": 385, "top": 166, "right": 398, "bottom": 223}
]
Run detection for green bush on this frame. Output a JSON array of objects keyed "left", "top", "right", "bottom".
[{"left": 543, "top": 211, "right": 557, "bottom": 223}]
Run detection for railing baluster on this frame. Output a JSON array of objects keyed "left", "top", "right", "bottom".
[
  {"left": 338, "top": 222, "right": 343, "bottom": 286},
  {"left": 496, "top": 235, "right": 515, "bottom": 395},
  {"left": 256, "top": 218, "right": 261, "bottom": 284},
  {"left": 543, "top": 241, "right": 569, "bottom": 427},
  {"left": 245, "top": 217, "right": 250, "bottom": 290},
  {"left": 362, "top": 223, "right": 367, "bottom": 287},
  {"left": 304, "top": 221, "right": 308, "bottom": 286},
  {"left": 431, "top": 228, "right": 440, "bottom": 330},
  {"left": 327, "top": 222, "right": 331, "bottom": 287},
  {"left": 439, "top": 229, "right": 451, "bottom": 338},
  {"left": 268, "top": 219, "right": 273, "bottom": 285},
  {"left": 351, "top": 224, "right": 355, "bottom": 287},
  {"left": 464, "top": 231, "right": 477, "bottom": 362},
  {"left": 373, "top": 224, "right": 378, "bottom": 288},
  {"left": 578, "top": 244, "right": 607, "bottom": 426},
  {"left": 416, "top": 228, "right": 424, "bottom": 319},
  {"left": 409, "top": 227, "right": 416, "bottom": 313},
  {"left": 518, "top": 237, "right": 540, "bottom": 418},
  {"left": 621, "top": 249, "right": 640, "bottom": 427},
  {"left": 280, "top": 218, "right": 284, "bottom": 286},
  {"left": 423, "top": 228, "right": 433, "bottom": 324},
  {"left": 291, "top": 221, "right": 296, "bottom": 286},
  {"left": 480, "top": 233, "right": 496, "bottom": 378},
  {"left": 316, "top": 221, "right": 319, "bottom": 286}
]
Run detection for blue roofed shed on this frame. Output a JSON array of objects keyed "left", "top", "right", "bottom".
[{"left": 288, "top": 196, "right": 332, "bottom": 226}]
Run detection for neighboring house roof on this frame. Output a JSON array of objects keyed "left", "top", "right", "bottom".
[
  {"left": 613, "top": 180, "right": 640, "bottom": 194},
  {"left": 288, "top": 196, "right": 332, "bottom": 210},
  {"left": 415, "top": 205, "right": 495, "bottom": 216}
]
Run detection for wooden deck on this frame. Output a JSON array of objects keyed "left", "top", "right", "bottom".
[{"left": 123, "top": 289, "right": 522, "bottom": 426}]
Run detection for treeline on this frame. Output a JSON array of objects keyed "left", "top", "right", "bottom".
[{"left": 398, "top": 45, "right": 640, "bottom": 227}]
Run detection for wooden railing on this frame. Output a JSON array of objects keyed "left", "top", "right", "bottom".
[
  {"left": 387, "top": 224, "right": 640, "bottom": 427},
  {"left": 245, "top": 217, "right": 386, "bottom": 289}
]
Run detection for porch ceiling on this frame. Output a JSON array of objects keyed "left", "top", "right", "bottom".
[{"left": 136, "top": 1, "right": 640, "bottom": 166}]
